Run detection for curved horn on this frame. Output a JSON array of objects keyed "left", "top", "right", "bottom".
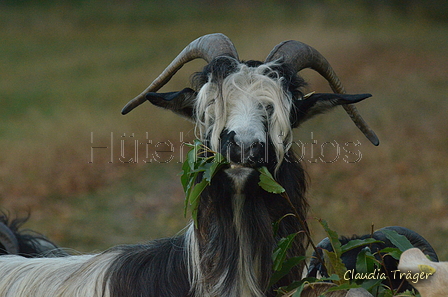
[
  {"left": 377, "top": 226, "right": 438, "bottom": 261},
  {"left": 265, "top": 40, "right": 379, "bottom": 146},
  {"left": 122, "top": 33, "right": 239, "bottom": 115},
  {"left": 0, "top": 222, "right": 19, "bottom": 254}
]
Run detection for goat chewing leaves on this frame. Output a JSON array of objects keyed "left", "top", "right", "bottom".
[{"left": 181, "top": 139, "right": 228, "bottom": 227}]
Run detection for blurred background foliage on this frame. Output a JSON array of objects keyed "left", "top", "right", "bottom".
[{"left": 1, "top": 0, "right": 447, "bottom": 260}]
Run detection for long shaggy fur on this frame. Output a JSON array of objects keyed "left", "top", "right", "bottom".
[
  {"left": 0, "top": 253, "right": 114, "bottom": 296},
  {"left": 0, "top": 59, "right": 310, "bottom": 297},
  {"left": 194, "top": 59, "right": 305, "bottom": 170},
  {"left": 190, "top": 153, "right": 308, "bottom": 297}
]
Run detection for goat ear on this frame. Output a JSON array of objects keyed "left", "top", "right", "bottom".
[
  {"left": 291, "top": 93, "right": 372, "bottom": 128},
  {"left": 146, "top": 88, "right": 197, "bottom": 120}
]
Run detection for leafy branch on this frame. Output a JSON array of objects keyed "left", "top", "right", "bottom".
[{"left": 180, "top": 139, "right": 228, "bottom": 227}]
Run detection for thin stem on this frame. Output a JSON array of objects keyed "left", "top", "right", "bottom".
[{"left": 280, "top": 191, "right": 325, "bottom": 272}]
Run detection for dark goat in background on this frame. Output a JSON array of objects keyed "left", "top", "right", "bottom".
[
  {"left": 0, "top": 33, "right": 378, "bottom": 297},
  {"left": 0, "top": 214, "right": 67, "bottom": 257},
  {"left": 308, "top": 226, "right": 439, "bottom": 293}
]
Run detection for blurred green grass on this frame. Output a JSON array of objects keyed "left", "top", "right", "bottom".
[{"left": 1, "top": 1, "right": 447, "bottom": 260}]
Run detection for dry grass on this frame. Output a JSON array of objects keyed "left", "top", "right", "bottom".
[{"left": 0, "top": 2, "right": 447, "bottom": 260}]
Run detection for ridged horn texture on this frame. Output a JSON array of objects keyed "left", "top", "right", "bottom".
[
  {"left": 0, "top": 222, "right": 19, "bottom": 254},
  {"left": 377, "top": 226, "right": 439, "bottom": 261},
  {"left": 265, "top": 40, "right": 379, "bottom": 146},
  {"left": 122, "top": 33, "right": 239, "bottom": 115}
]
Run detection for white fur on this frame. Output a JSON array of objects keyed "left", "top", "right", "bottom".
[
  {"left": 185, "top": 222, "right": 202, "bottom": 296},
  {"left": 0, "top": 252, "right": 117, "bottom": 297},
  {"left": 398, "top": 248, "right": 448, "bottom": 297}
]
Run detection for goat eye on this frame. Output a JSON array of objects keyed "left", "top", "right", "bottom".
[
  {"left": 207, "top": 98, "right": 216, "bottom": 107},
  {"left": 265, "top": 104, "right": 274, "bottom": 115},
  {"left": 258, "top": 103, "right": 273, "bottom": 116}
]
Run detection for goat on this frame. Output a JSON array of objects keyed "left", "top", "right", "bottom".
[
  {"left": 0, "top": 33, "right": 379, "bottom": 297},
  {"left": 307, "top": 226, "right": 438, "bottom": 293}
]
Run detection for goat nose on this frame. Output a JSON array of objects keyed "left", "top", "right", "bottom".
[
  {"left": 249, "top": 141, "right": 264, "bottom": 158},
  {"left": 228, "top": 139, "right": 265, "bottom": 165},
  {"left": 236, "top": 140, "right": 265, "bottom": 165},
  {"left": 219, "top": 130, "right": 267, "bottom": 165}
]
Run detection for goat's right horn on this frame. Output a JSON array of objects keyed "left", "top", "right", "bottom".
[
  {"left": 265, "top": 40, "right": 379, "bottom": 146},
  {"left": 122, "top": 33, "right": 239, "bottom": 115},
  {"left": 0, "top": 222, "right": 19, "bottom": 254}
]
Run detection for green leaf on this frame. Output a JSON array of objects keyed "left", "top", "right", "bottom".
[
  {"left": 272, "top": 213, "right": 295, "bottom": 236},
  {"left": 380, "top": 229, "right": 414, "bottom": 252},
  {"left": 322, "top": 249, "right": 348, "bottom": 285},
  {"left": 379, "top": 247, "right": 402, "bottom": 260},
  {"left": 258, "top": 166, "right": 285, "bottom": 194},
  {"left": 188, "top": 178, "right": 208, "bottom": 227},
  {"left": 318, "top": 219, "right": 342, "bottom": 257},
  {"left": 180, "top": 160, "right": 190, "bottom": 191},
  {"left": 355, "top": 247, "right": 376, "bottom": 274},
  {"left": 180, "top": 139, "right": 229, "bottom": 227},
  {"left": 341, "top": 238, "right": 383, "bottom": 254},
  {"left": 213, "top": 152, "right": 227, "bottom": 164},
  {"left": 189, "top": 179, "right": 208, "bottom": 205},
  {"left": 203, "top": 154, "right": 227, "bottom": 182},
  {"left": 291, "top": 282, "right": 306, "bottom": 297},
  {"left": 187, "top": 142, "right": 198, "bottom": 169},
  {"left": 272, "top": 233, "right": 298, "bottom": 271},
  {"left": 202, "top": 162, "right": 216, "bottom": 182},
  {"left": 269, "top": 256, "right": 306, "bottom": 287},
  {"left": 359, "top": 278, "right": 384, "bottom": 291}
]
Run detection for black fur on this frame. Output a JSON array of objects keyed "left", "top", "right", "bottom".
[
  {"left": 106, "top": 236, "right": 190, "bottom": 297},
  {"left": 0, "top": 213, "right": 66, "bottom": 257}
]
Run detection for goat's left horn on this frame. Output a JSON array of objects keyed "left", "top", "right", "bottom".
[
  {"left": 0, "top": 222, "right": 19, "bottom": 254},
  {"left": 122, "top": 33, "right": 239, "bottom": 115},
  {"left": 265, "top": 40, "right": 379, "bottom": 146}
]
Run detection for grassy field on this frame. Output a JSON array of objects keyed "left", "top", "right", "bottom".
[{"left": 1, "top": 1, "right": 447, "bottom": 260}]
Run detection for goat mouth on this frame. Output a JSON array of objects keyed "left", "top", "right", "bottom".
[
  {"left": 225, "top": 163, "right": 258, "bottom": 181},
  {"left": 226, "top": 162, "right": 259, "bottom": 171},
  {"left": 230, "top": 164, "right": 246, "bottom": 169}
]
